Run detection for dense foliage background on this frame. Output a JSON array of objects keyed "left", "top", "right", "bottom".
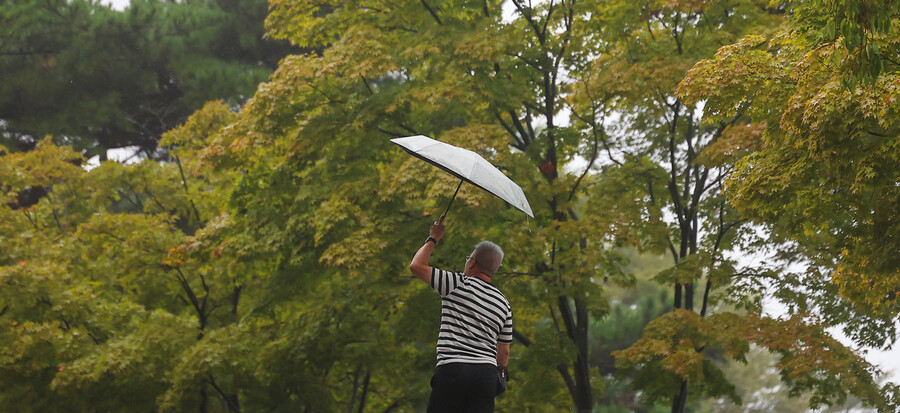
[{"left": 2, "top": 0, "right": 899, "bottom": 411}]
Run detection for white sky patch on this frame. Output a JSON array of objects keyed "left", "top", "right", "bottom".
[
  {"left": 83, "top": 155, "right": 101, "bottom": 171},
  {"left": 501, "top": 0, "right": 518, "bottom": 24},
  {"left": 106, "top": 0, "right": 130, "bottom": 10},
  {"left": 83, "top": 146, "right": 143, "bottom": 171},
  {"left": 108, "top": 146, "right": 144, "bottom": 164}
]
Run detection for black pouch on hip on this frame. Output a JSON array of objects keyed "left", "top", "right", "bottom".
[{"left": 496, "top": 366, "right": 508, "bottom": 395}]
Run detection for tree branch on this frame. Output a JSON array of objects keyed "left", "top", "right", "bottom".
[
  {"left": 508, "top": 109, "right": 535, "bottom": 145},
  {"left": 21, "top": 209, "right": 39, "bottom": 230},
  {"left": 360, "top": 75, "right": 375, "bottom": 95},
  {"left": 172, "top": 154, "right": 203, "bottom": 226},
  {"left": 495, "top": 113, "right": 527, "bottom": 150},
  {"left": 45, "top": 187, "right": 65, "bottom": 232},
  {"left": 504, "top": 52, "right": 543, "bottom": 70},
  {"left": 511, "top": 0, "right": 545, "bottom": 44},
  {"left": 557, "top": 295, "right": 577, "bottom": 341},
  {"left": 420, "top": 0, "right": 443, "bottom": 25},
  {"left": 541, "top": 0, "right": 556, "bottom": 42},
  {"left": 376, "top": 127, "right": 406, "bottom": 138},
  {"left": 568, "top": 119, "right": 599, "bottom": 202},
  {"left": 512, "top": 329, "right": 533, "bottom": 346},
  {"left": 557, "top": 363, "right": 577, "bottom": 398},
  {"left": 173, "top": 267, "right": 205, "bottom": 332},
  {"left": 206, "top": 373, "right": 241, "bottom": 413}
]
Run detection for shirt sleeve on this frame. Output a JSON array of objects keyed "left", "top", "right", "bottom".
[
  {"left": 498, "top": 310, "right": 513, "bottom": 344},
  {"left": 430, "top": 268, "right": 465, "bottom": 297}
]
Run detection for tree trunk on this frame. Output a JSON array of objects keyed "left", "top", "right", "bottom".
[
  {"left": 557, "top": 296, "right": 594, "bottom": 412},
  {"left": 671, "top": 379, "right": 688, "bottom": 413},
  {"left": 357, "top": 371, "right": 371, "bottom": 413},
  {"left": 200, "top": 387, "right": 209, "bottom": 413},
  {"left": 347, "top": 364, "right": 363, "bottom": 413}
]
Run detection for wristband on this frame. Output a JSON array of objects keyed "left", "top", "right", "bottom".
[{"left": 426, "top": 236, "right": 439, "bottom": 246}]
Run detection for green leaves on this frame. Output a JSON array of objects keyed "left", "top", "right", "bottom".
[
  {"left": 680, "top": 0, "right": 900, "bottom": 333},
  {"left": 0, "top": 0, "right": 294, "bottom": 154},
  {"left": 616, "top": 311, "right": 898, "bottom": 410},
  {"left": 3, "top": 0, "right": 897, "bottom": 410},
  {"left": 613, "top": 310, "right": 748, "bottom": 405}
]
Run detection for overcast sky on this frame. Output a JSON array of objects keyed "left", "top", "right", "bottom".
[{"left": 106, "top": 0, "right": 129, "bottom": 10}]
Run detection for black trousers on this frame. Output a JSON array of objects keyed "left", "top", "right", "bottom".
[{"left": 427, "top": 363, "right": 498, "bottom": 413}]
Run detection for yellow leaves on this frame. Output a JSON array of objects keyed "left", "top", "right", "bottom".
[
  {"left": 162, "top": 101, "right": 239, "bottom": 179},
  {"left": 661, "top": 338, "right": 705, "bottom": 377},
  {"left": 664, "top": 0, "right": 709, "bottom": 14},
  {"left": 319, "top": 225, "right": 388, "bottom": 268},
  {"left": 266, "top": 0, "right": 348, "bottom": 48},
  {"left": 832, "top": 263, "right": 900, "bottom": 315},
  {"left": 313, "top": 197, "right": 361, "bottom": 245},
  {"left": 378, "top": 152, "right": 433, "bottom": 199},
  {"left": 160, "top": 101, "right": 237, "bottom": 152},
  {"left": 440, "top": 124, "right": 508, "bottom": 154},
  {"left": 592, "top": 54, "right": 693, "bottom": 102},
  {"left": 164, "top": 214, "right": 234, "bottom": 267},
  {"left": 679, "top": 35, "right": 781, "bottom": 122},
  {"left": 1, "top": 320, "right": 64, "bottom": 366},
  {"left": 321, "top": 25, "right": 399, "bottom": 79},
  {"left": 163, "top": 245, "right": 189, "bottom": 268},
  {"left": 51, "top": 309, "right": 196, "bottom": 392},
  {"left": 617, "top": 309, "right": 892, "bottom": 409},
  {"left": 742, "top": 313, "right": 892, "bottom": 409},
  {"left": 614, "top": 309, "right": 746, "bottom": 382},
  {"left": 696, "top": 122, "right": 765, "bottom": 167},
  {"left": 453, "top": 24, "right": 505, "bottom": 64},
  {"left": 400, "top": 43, "right": 442, "bottom": 60},
  {"left": 0, "top": 138, "right": 84, "bottom": 191},
  {"left": 784, "top": 76, "right": 852, "bottom": 140},
  {"left": 653, "top": 252, "right": 732, "bottom": 285}
]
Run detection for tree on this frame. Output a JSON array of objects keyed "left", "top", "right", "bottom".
[
  {"left": 677, "top": 0, "right": 900, "bottom": 347},
  {"left": 211, "top": 0, "right": 897, "bottom": 409},
  {"left": 3, "top": 0, "right": 899, "bottom": 410},
  {"left": 698, "top": 345, "right": 878, "bottom": 413},
  {"left": 556, "top": 0, "right": 900, "bottom": 410},
  {"left": 257, "top": 0, "right": 634, "bottom": 409},
  {"left": 0, "top": 0, "right": 295, "bottom": 156},
  {"left": 592, "top": 282, "right": 673, "bottom": 411}
]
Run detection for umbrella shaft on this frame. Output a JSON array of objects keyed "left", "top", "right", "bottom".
[{"left": 441, "top": 180, "right": 464, "bottom": 223}]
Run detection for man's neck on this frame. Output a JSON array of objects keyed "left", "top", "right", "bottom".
[{"left": 471, "top": 273, "right": 492, "bottom": 283}]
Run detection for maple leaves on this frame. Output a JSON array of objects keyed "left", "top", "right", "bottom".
[
  {"left": 678, "top": 0, "right": 900, "bottom": 334},
  {"left": 1, "top": 0, "right": 898, "bottom": 410},
  {"left": 615, "top": 310, "right": 899, "bottom": 409}
]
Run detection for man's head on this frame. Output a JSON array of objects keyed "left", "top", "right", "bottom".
[{"left": 465, "top": 241, "right": 504, "bottom": 278}]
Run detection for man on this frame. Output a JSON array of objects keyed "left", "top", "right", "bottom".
[{"left": 409, "top": 219, "right": 513, "bottom": 413}]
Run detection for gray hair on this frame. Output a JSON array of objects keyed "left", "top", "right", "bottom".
[{"left": 473, "top": 241, "right": 504, "bottom": 276}]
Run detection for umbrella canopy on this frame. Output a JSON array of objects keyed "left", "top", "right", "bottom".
[{"left": 391, "top": 135, "right": 534, "bottom": 218}]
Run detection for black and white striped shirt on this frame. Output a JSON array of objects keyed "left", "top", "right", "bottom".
[{"left": 430, "top": 268, "right": 513, "bottom": 366}]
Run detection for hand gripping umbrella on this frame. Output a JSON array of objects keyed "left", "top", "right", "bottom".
[{"left": 391, "top": 135, "right": 534, "bottom": 221}]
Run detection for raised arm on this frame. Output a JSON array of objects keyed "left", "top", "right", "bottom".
[{"left": 408, "top": 221, "right": 444, "bottom": 285}]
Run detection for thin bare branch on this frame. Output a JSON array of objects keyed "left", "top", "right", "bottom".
[{"left": 420, "top": 0, "right": 443, "bottom": 25}]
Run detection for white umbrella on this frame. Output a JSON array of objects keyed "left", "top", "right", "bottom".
[{"left": 391, "top": 135, "right": 534, "bottom": 219}]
